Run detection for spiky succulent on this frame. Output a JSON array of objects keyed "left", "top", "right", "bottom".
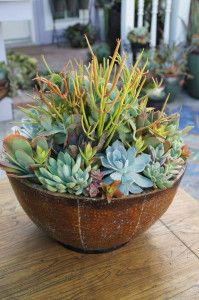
[
  {"left": 101, "top": 140, "right": 153, "bottom": 196},
  {"left": 35, "top": 152, "right": 90, "bottom": 195},
  {"left": 0, "top": 133, "right": 49, "bottom": 177}
]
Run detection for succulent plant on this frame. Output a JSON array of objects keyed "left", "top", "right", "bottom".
[
  {"left": 0, "top": 133, "right": 49, "bottom": 177},
  {"left": 144, "top": 162, "right": 173, "bottom": 189},
  {"left": 86, "top": 169, "right": 104, "bottom": 197},
  {"left": 100, "top": 140, "right": 153, "bottom": 196},
  {"left": 101, "top": 180, "right": 123, "bottom": 203},
  {"left": 145, "top": 143, "right": 185, "bottom": 189},
  {"left": 35, "top": 152, "right": 91, "bottom": 195},
  {"left": 148, "top": 144, "right": 167, "bottom": 165}
]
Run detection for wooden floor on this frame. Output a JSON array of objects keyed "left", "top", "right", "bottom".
[{"left": 0, "top": 179, "right": 199, "bottom": 300}]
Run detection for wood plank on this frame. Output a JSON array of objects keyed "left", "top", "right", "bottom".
[
  {"left": 161, "top": 189, "right": 199, "bottom": 257},
  {"left": 0, "top": 180, "right": 199, "bottom": 300}
]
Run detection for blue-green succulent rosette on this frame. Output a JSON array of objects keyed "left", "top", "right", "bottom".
[{"left": 100, "top": 140, "right": 153, "bottom": 196}]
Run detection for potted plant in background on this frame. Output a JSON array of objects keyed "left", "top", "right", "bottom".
[
  {"left": 0, "top": 38, "right": 191, "bottom": 253},
  {"left": 87, "top": 42, "right": 110, "bottom": 63},
  {"left": 155, "top": 44, "right": 189, "bottom": 102},
  {"left": 128, "top": 24, "right": 149, "bottom": 60},
  {"left": 143, "top": 80, "right": 166, "bottom": 111},
  {"left": 65, "top": 23, "right": 97, "bottom": 48},
  {"left": 0, "top": 52, "right": 37, "bottom": 98},
  {"left": 187, "top": 0, "right": 199, "bottom": 99}
]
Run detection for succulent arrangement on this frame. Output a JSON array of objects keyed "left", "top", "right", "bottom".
[{"left": 0, "top": 38, "right": 191, "bottom": 201}]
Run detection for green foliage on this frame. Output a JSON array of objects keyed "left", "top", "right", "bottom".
[
  {"left": 2, "top": 52, "right": 37, "bottom": 96},
  {"left": 87, "top": 43, "right": 111, "bottom": 63},
  {"left": 0, "top": 133, "right": 49, "bottom": 177},
  {"left": 0, "top": 38, "right": 190, "bottom": 199},
  {"left": 144, "top": 162, "right": 173, "bottom": 189},
  {"left": 35, "top": 152, "right": 90, "bottom": 194},
  {"left": 65, "top": 23, "right": 97, "bottom": 48},
  {"left": 144, "top": 143, "right": 185, "bottom": 189},
  {"left": 140, "top": 44, "right": 190, "bottom": 79}
]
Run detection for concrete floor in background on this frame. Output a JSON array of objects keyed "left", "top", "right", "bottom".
[{"left": 11, "top": 44, "right": 88, "bottom": 72}]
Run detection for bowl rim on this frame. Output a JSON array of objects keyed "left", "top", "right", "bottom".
[{"left": 8, "top": 165, "right": 185, "bottom": 203}]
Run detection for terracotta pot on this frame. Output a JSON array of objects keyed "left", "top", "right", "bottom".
[{"left": 8, "top": 168, "right": 185, "bottom": 253}]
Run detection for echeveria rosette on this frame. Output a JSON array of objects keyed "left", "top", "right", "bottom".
[
  {"left": 35, "top": 152, "right": 91, "bottom": 195},
  {"left": 100, "top": 140, "right": 153, "bottom": 196}
]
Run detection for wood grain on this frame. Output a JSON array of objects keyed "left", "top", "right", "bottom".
[{"left": 0, "top": 179, "right": 199, "bottom": 300}]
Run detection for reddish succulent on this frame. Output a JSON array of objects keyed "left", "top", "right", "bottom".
[
  {"left": 86, "top": 170, "right": 104, "bottom": 198},
  {"left": 101, "top": 180, "right": 124, "bottom": 203},
  {"left": 181, "top": 144, "right": 191, "bottom": 159}
]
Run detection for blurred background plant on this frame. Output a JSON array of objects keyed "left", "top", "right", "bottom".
[
  {"left": 128, "top": 24, "right": 149, "bottom": 45},
  {"left": 65, "top": 23, "right": 97, "bottom": 48},
  {"left": 87, "top": 42, "right": 110, "bottom": 63},
  {"left": 0, "top": 52, "right": 37, "bottom": 97}
]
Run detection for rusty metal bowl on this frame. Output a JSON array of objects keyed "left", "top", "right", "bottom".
[{"left": 8, "top": 167, "right": 185, "bottom": 253}]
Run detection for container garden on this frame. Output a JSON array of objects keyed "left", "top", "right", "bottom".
[
  {"left": 8, "top": 168, "right": 184, "bottom": 253},
  {"left": 187, "top": 50, "right": 199, "bottom": 99},
  {"left": 128, "top": 25, "right": 149, "bottom": 61},
  {"left": 65, "top": 23, "right": 97, "bottom": 48},
  {"left": 0, "top": 40, "right": 190, "bottom": 254}
]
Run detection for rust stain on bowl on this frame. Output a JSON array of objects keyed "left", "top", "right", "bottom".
[{"left": 8, "top": 168, "right": 184, "bottom": 253}]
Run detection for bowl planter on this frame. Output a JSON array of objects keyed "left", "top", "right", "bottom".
[
  {"left": 187, "top": 50, "right": 199, "bottom": 99},
  {"left": 8, "top": 167, "right": 184, "bottom": 253},
  {"left": 0, "top": 40, "right": 190, "bottom": 256}
]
